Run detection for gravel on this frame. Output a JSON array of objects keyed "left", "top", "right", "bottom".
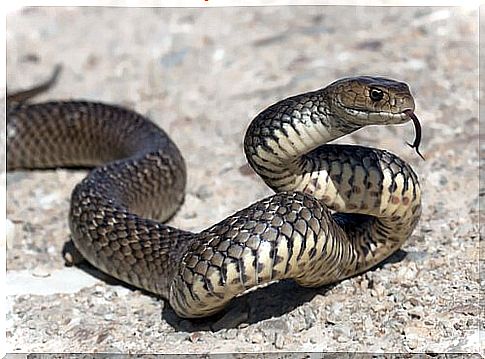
[{"left": 6, "top": 5, "right": 481, "bottom": 355}]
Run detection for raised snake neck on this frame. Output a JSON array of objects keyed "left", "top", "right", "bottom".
[{"left": 7, "top": 68, "right": 422, "bottom": 318}]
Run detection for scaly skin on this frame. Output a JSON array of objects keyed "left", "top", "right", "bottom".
[{"left": 8, "top": 70, "right": 421, "bottom": 318}]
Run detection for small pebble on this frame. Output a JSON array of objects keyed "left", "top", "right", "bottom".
[
  {"left": 194, "top": 185, "right": 213, "bottom": 200},
  {"left": 223, "top": 329, "right": 238, "bottom": 340},
  {"left": 250, "top": 332, "right": 263, "bottom": 344},
  {"left": 31, "top": 267, "right": 51, "bottom": 278},
  {"left": 274, "top": 333, "right": 285, "bottom": 349},
  {"left": 189, "top": 332, "right": 202, "bottom": 343},
  {"left": 333, "top": 325, "right": 351, "bottom": 340},
  {"left": 6, "top": 218, "right": 19, "bottom": 249}
]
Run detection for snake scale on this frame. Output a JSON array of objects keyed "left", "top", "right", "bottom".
[{"left": 7, "top": 66, "right": 422, "bottom": 318}]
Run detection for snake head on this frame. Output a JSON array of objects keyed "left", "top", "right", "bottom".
[
  {"left": 326, "top": 76, "right": 424, "bottom": 160},
  {"left": 328, "top": 76, "right": 415, "bottom": 126}
]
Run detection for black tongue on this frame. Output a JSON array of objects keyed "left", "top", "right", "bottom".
[{"left": 404, "top": 109, "right": 425, "bottom": 160}]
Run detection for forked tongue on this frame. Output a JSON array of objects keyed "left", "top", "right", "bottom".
[{"left": 404, "top": 109, "right": 425, "bottom": 160}]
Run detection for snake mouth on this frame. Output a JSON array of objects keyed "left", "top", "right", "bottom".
[
  {"left": 404, "top": 109, "right": 425, "bottom": 160},
  {"left": 339, "top": 103, "right": 407, "bottom": 119},
  {"left": 337, "top": 98, "right": 413, "bottom": 118}
]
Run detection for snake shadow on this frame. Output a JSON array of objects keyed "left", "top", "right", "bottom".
[
  {"left": 63, "top": 239, "right": 407, "bottom": 332},
  {"left": 162, "top": 248, "right": 409, "bottom": 332}
]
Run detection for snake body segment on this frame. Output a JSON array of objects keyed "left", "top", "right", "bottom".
[{"left": 7, "top": 71, "right": 421, "bottom": 318}]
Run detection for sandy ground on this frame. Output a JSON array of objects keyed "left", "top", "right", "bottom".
[{"left": 5, "top": 6, "right": 481, "bottom": 355}]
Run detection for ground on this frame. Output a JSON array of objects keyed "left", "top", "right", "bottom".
[{"left": 5, "top": 5, "right": 482, "bottom": 355}]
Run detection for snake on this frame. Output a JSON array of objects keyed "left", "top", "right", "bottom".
[{"left": 7, "top": 66, "right": 423, "bottom": 318}]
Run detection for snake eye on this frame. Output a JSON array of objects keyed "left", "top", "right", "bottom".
[{"left": 369, "top": 88, "right": 384, "bottom": 102}]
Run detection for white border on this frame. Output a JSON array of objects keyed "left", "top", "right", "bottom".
[{"left": 2, "top": 1, "right": 481, "bottom": 356}]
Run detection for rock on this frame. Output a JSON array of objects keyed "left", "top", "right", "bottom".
[
  {"left": 404, "top": 325, "right": 430, "bottom": 350},
  {"left": 259, "top": 318, "right": 290, "bottom": 333},
  {"left": 222, "top": 328, "right": 238, "bottom": 340},
  {"left": 408, "top": 306, "right": 425, "bottom": 320},
  {"left": 274, "top": 333, "right": 285, "bottom": 349},
  {"left": 250, "top": 331, "right": 264, "bottom": 344},
  {"left": 362, "top": 316, "right": 374, "bottom": 335},
  {"left": 397, "top": 264, "right": 418, "bottom": 282},
  {"left": 189, "top": 332, "right": 203, "bottom": 343},
  {"left": 370, "top": 282, "right": 386, "bottom": 298},
  {"left": 407, "top": 337, "right": 419, "bottom": 350},
  {"left": 301, "top": 306, "right": 317, "bottom": 330},
  {"left": 194, "top": 184, "right": 213, "bottom": 200},
  {"left": 31, "top": 266, "right": 51, "bottom": 278},
  {"left": 333, "top": 325, "right": 352, "bottom": 341},
  {"left": 326, "top": 302, "right": 344, "bottom": 324},
  {"left": 6, "top": 218, "right": 19, "bottom": 249}
]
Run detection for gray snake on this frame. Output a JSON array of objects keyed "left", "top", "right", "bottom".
[{"left": 7, "top": 67, "right": 422, "bottom": 318}]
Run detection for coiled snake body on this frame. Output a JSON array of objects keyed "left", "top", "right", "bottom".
[{"left": 7, "top": 68, "right": 422, "bottom": 318}]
